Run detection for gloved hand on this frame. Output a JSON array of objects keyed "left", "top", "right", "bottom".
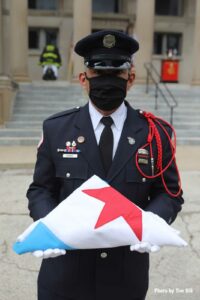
[
  {"left": 33, "top": 249, "right": 66, "bottom": 259},
  {"left": 130, "top": 242, "right": 160, "bottom": 253},
  {"left": 16, "top": 220, "right": 66, "bottom": 259}
]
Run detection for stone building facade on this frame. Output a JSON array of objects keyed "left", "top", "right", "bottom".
[{"left": 0, "top": 0, "right": 200, "bottom": 85}]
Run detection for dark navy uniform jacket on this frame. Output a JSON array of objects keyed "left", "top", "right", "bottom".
[{"left": 27, "top": 101, "right": 184, "bottom": 300}]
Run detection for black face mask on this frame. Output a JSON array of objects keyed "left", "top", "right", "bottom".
[{"left": 85, "top": 74, "right": 128, "bottom": 111}]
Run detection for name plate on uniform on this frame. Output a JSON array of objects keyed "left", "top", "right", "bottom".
[{"left": 63, "top": 153, "right": 78, "bottom": 158}]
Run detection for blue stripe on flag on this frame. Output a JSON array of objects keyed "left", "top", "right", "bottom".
[{"left": 13, "top": 222, "right": 75, "bottom": 254}]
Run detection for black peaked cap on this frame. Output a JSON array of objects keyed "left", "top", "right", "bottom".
[{"left": 74, "top": 30, "right": 139, "bottom": 70}]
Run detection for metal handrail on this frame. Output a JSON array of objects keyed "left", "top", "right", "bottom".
[{"left": 144, "top": 62, "right": 178, "bottom": 124}]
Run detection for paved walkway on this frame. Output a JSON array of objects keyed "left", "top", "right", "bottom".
[{"left": 0, "top": 146, "right": 199, "bottom": 300}]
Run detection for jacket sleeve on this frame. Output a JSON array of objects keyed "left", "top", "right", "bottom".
[
  {"left": 55, "top": 48, "right": 62, "bottom": 65},
  {"left": 39, "top": 51, "right": 45, "bottom": 64},
  {"left": 145, "top": 127, "right": 184, "bottom": 224},
  {"left": 27, "top": 121, "right": 59, "bottom": 221}
]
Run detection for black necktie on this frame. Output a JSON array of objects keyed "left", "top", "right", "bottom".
[{"left": 99, "top": 116, "right": 114, "bottom": 175}]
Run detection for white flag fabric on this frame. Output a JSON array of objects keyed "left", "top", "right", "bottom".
[{"left": 13, "top": 175, "right": 187, "bottom": 254}]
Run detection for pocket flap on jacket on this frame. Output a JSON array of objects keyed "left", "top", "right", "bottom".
[{"left": 55, "top": 161, "right": 88, "bottom": 179}]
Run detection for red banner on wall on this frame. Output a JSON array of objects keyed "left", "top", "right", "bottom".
[{"left": 161, "top": 60, "right": 179, "bottom": 83}]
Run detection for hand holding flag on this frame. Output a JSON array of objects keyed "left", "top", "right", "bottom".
[
  {"left": 13, "top": 175, "right": 187, "bottom": 256},
  {"left": 16, "top": 220, "right": 66, "bottom": 258}
]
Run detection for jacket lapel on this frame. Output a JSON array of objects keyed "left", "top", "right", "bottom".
[
  {"left": 107, "top": 104, "right": 146, "bottom": 182},
  {"left": 74, "top": 104, "right": 105, "bottom": 178},
  {"left": 74, "top": 103, "right": 146, "bottom": 181}
]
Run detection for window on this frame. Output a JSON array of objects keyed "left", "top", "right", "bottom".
[
  {"left": 155, "top": 0, "right": 184, "bottom": 16},
  {"left": 29, "top": 29, "right": 39, "bottom": 49},
  {"left": 92, "top": 0, "right": 119, "bottom": 13},
  {"left": 28, "top": 0, "right": 58, "bottom": 10},
  {"left": 154, "top": 32, "right": 182, "bottom": 56},
  {"left": 29, "top": 28, "right": 58, "bottom": 50}
]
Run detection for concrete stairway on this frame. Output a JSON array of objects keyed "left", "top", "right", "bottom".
[
  {"left": 0, "top": 82, "right": 86, "bottom": 146},
  {"left": 127, "top": 84, "right": 200, "bottom": 145},
  {"left": 0, "top": 81, "right": 200, "bottom": 145}
]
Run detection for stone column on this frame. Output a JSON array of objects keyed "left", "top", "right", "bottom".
[
  {"left": 192, "top": 0, "right": 200, "bottom": 85},
  {"left": 134, "top": 0, "right": 155, "bottom": 83},
  {"left": 0, "top": 0, "right": 3, "bottom": 74},
  {"left": 9, "top": 0, "right": 30, "bottom": 82},
  {"left": 72, "top": 0, "right": 92, "bottom": 79}
]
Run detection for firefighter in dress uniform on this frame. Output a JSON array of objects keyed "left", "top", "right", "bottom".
[{"left": 27, "top": 30, "right": 184, "bottom": 300}]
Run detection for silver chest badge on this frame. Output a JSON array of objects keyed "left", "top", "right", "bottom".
[{"left": 127, "top": 137, "right": 135, "bottom": 145}]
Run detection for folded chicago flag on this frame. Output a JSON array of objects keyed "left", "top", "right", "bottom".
[{"left": 13, "top": 175, "right": 187, "bottom": 254}]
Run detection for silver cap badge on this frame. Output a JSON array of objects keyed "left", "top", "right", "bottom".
[{"left": 103, "top": 34, "right": 116, "bottom": 48}]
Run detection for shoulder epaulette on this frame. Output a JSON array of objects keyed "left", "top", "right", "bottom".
[
  {"left": 137, "top": 109, "right": 172, "bottom": 134},
  {"left": 45, "top": 106, "right": 80, "bottom": 121}
]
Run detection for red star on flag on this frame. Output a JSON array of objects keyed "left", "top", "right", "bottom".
[{"left": 83, "top": 186, "right": 142, "bottom": 241}]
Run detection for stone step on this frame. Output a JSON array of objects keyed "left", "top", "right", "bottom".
[
  {"left": 14, "top": 107, "right": 80, "bottom": 114},
  {"left": 176, "top": 137, "right": 200, "bottom": 145},
  {"left": 153, "top": 114, "right": 200, "bottom": 121},
  {"left": 0, "top": 137, "right": 39, "bottom": 146},
  {"left": 15, "top": 96, "right": 84, "bottom": 102},
  {"left": 128, "top": 100, "right": 200, "bottom": 107},
  {"left": 146, "top": 101, "right": 198, "bottom": 107},
  {"left": 173, "top": 123, "right": 200, "bottom": 130},
  {"left": 16, "top": 93, "right": 84, "bottom": 99},
  {"left": 5, "top": 121, "right": 42, "bottom": 128},
  {"left": 173, "top": 130, "right": 200, "bottom": 137},
  {"left": 129, "top": 94, "right": 200, "bottom": 102},
  {"left": 16, "top": 96, "right": 80, "bottom": 101},
  {"left": 18, "top": 85, "right": 81, "bottom": 91},
  {"left": 13, "top": 104, "right": 78, "bottom": 111},
  {"left": 0, "top": 129, "right": 41, "bottom": 137},
  {"left": 16, "top": 94, "right": 81, "bottom": 99},
  {"left": 12, "top": 112, "right": 74, "bottom": 121}
]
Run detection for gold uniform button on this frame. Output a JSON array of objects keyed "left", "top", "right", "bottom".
[
  {"left": 100, "top": 252, "right": 107, "bottom": 258},
  {"left": 66, "top": 173, "right": 71, "bottom": 178}
]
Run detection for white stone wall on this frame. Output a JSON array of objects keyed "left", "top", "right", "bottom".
[
  {"left": 153, "top": 0, "right": 196, "bottom": 84},
  {"left": 0, "top": 0, "right": 199, "bottom": 84}
]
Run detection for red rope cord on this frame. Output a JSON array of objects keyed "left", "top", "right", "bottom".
[{"left": 135, "top": 111, "right": 182, "bottom": 197}]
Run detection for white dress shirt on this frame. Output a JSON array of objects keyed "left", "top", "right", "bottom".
[{"left": 89, "top": 101, "right": 127, "bottom": 158}]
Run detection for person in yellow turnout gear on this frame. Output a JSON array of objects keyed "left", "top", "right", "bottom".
[{"left": 39, "top": 44, "right": 62, "bottom": 80}]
